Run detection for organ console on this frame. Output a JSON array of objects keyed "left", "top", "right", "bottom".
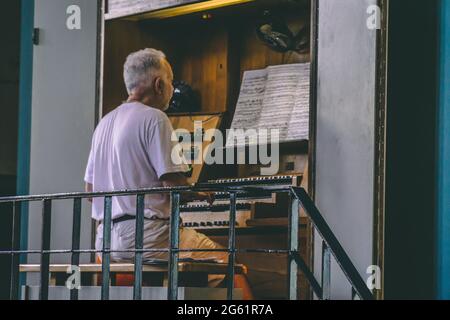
[{"left": 180, "top": 175, "right": 302, "bottom": 230}]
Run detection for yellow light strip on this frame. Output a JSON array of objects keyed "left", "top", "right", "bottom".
[{"left": 128, "top": 0, "right": 255, "bottom": 21}]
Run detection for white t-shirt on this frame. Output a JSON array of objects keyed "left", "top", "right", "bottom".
[{"left": 84, "top": 102, "right": 189, "bottom": 221}]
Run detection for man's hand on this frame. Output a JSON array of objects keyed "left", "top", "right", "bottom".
[
  {"left": 85, "top": 182, "right": 93, "bottom": 203},
  {"left": 160, "top": 173, "right": 214, "bottom": 205}
]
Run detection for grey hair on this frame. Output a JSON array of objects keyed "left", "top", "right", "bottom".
[{"left": 123, "top": 48, "right": 166, "bottom": 94}]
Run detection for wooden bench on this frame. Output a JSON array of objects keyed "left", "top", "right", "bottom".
[{"left": 20, "top": 262, "right": 247, "bottom": 287}]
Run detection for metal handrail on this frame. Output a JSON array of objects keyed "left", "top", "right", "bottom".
[
  {"left": 0, "top": 184, "right": 374, "bottom": 300},
  {"left": 290, "top": 187, "right": 374, "bottom": 300}
]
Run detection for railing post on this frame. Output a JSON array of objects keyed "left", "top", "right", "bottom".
[
  {"left": 101, "top": 196, "right": 112, "bottom": 300},
  {"left": 227, "top": 192, "right": 237, "bottom": 300},
  {"left": 10, "top": 201, "right": 22, "bottom": 300},
  {"left": 293, "top": 252, "right": 323, "bottom": 299},
  {"left": 70, "top": 198, "right": 82, "bottom": 300},
  {"left": 133, "top": 194, "right": 145, "bottom": 300},
  {"left": 321, "top": 241, "right": 331, "bottom": 300},
  {"left": 168, "top": 192, "right": 180, "bottom": 300},
  {"left": 40, "top": 199, "right": 52, "bottom": 300},
  {"left": 288, "top": 193, "right": 299, "bottom": 300}
]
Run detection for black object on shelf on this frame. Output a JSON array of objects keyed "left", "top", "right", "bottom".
[
  {"left": 256, "top": 10, "right": 309, "bottom": 53},
  {"left": 166, "top": 80, "right": 200, "bottom": 114}
]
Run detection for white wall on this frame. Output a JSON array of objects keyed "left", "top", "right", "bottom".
[
  {"left": 27, "top": 0, "right": 100, "bottom": 284},
  {"left": 314, "top": 0, "right": 377, "bottom": 299}
]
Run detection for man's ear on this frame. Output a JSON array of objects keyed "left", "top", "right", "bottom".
[{"left": 154, "top": 77, "right": 164, "bottom": 95}]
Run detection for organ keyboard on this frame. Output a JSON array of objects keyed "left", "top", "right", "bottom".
[
  {"left": 205, "top": 174, "right": 301, "bottom": 187},
  {"left": 181, "top": 175, "right": 301, "bottom": 229}
]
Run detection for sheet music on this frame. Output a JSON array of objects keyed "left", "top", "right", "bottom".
[
  {"left": 228, "top": 69, "right": 267, "bottom": 131},
  {"left": 227, "top": 63, "right": 310, "bottom": 146},
  {"left": 106, "top": 0, "right": 198, "bottom": 19},
  {"left": 258, "top": 64, "right": 306, "bottom": 141},
  {"left": 287, "top": 63, "right": 310, "bottom": 140}
]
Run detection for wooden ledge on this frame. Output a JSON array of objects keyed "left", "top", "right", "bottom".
[{"left": 20, "top": 262, "right": 247, "bottom": 275}]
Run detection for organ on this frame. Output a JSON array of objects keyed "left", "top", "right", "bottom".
[{"left": 102, "top": 0, "right": 312, "bottom": 299}]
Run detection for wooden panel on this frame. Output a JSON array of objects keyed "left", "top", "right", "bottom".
[
  {"left": 211, "top": 231, "right": 309, "bottom": 299},
  {"left": 104, "top": 19, "right": 230, "bottom": 115},
  {"left": 103, "top": 20, "right": 143, "bottom": 115},
  {"left": 103, "top": 20, "right": 176, "bottom": 116},
  {"left": 174, "top": 23, "right": 229, "bottom": 113}
]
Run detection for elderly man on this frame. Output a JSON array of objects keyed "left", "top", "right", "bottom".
[{"left": 84, "top": 48, "right": 229, "bottom": 277}]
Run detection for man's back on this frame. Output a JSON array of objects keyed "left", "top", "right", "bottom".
[{"left": 84, "top": 102, "right": 188, "bottom": 221}]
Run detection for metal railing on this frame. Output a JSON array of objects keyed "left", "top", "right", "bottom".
[{"left": 0, "top": 183, "right": 374, "bottom": 300}]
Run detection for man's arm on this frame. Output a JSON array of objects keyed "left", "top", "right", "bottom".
[{"left": 160, "top": 172, "right": 189, "bottom": 188}]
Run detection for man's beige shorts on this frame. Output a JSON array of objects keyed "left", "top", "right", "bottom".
[{"left": 95, "top": 219, "right": 229, "bottom": 285}]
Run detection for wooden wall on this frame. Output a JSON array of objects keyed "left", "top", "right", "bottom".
[
  {"left": 103, "top": 20, "right": 173, "bottom": 114},
  {"left": 102, "top": 4, "right": 310, "bottom": 120}
]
